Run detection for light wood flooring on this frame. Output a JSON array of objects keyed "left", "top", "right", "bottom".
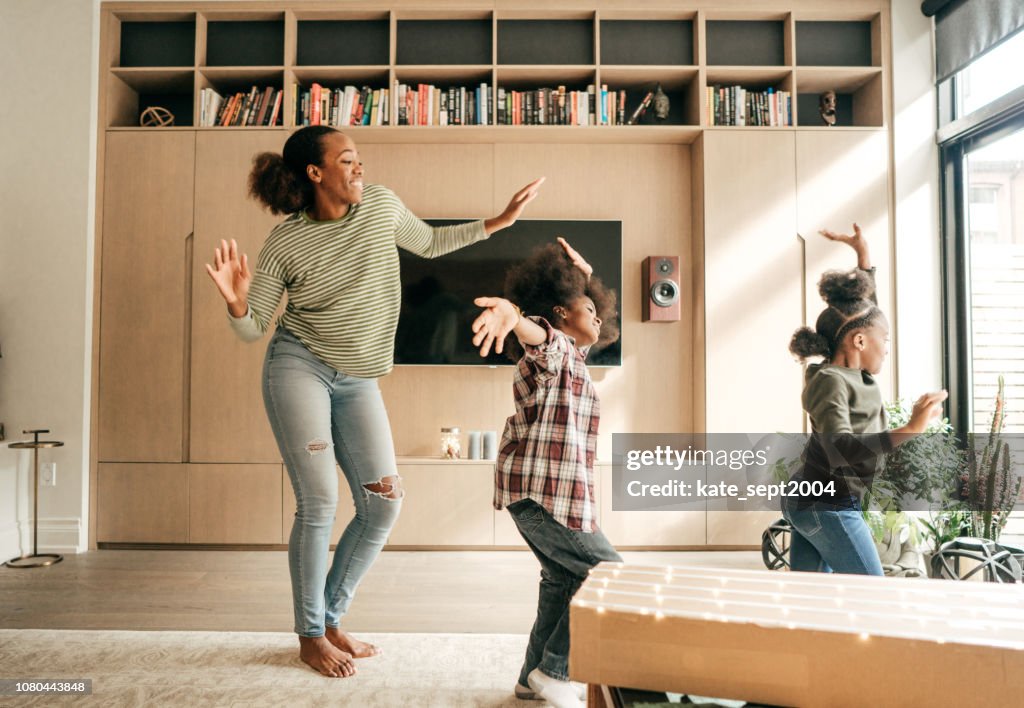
[{"left": 1, "top": 550, "right": 762, "bottom": 633}]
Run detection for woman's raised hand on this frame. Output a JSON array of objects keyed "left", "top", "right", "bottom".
[
  {"left": 557, "top": 236, "right": 593, "bottom": 279},
  {"left": 485, "top": 177, "right": 545, "bottom": 233},
  {"left": 471, "top": 296, "right": 519, "bottom": 356},
  {"left": 205, "top": 238, "right": 251, "bottom": 317}
]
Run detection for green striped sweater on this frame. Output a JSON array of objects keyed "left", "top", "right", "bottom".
[{"left": 229, "top": 184, "right": 487, "bottom": 377}]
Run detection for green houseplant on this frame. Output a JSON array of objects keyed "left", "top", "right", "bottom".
[{"left": 960, "top": 375, "right": 1020, "bottom": 542}]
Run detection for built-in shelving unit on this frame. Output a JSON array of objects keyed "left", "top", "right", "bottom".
[
  {"left": 93, "top": 1, "right": 892, "bottom": 549},
  {"left": 101, "top": 5, "right": 885, "bottom": 141}
]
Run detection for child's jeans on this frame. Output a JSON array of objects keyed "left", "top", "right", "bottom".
[
  {"left": 507, "top": 498, "right": 622, "bottom": 683},
  {"left": 782, "top": 495, "right": 883, "bottom": 576}
]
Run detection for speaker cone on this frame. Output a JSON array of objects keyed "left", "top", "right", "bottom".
[{"left": 650, "top": 279, "right": 680, "bottom": 307}]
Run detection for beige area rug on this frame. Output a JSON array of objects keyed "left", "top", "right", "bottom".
[{"left": 0, "top": 630, "right": 535, "bottom": 707}]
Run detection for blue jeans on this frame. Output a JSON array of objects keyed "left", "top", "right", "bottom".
[
  {"left": 263, "top": 327, "right": 403, "bottom": 637},
  {"left": 781, "top": 495, "right": 882, "bottom": 576},
  {"left": 507, "top": 499, "right": 622, "bottom": 683}
]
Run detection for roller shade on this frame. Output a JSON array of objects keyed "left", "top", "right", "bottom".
[{"left": 923, "top": 0, "right": 1024, "bottom": 83}]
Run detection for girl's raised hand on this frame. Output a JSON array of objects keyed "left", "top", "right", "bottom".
[
  {"left": 907, "top": 390, "right": 949, "bottom": 434},
  {"left": 471, "top": 296, "right": 519, "bottom": 356},
  {"left": 820, "top": 223, "right": 870, "bottom": 270},
  {"left": 557, "top": 236, "right": 593, "bottom": 279},
  {"left": 205, "top": 238, "right": 252, "bottom": 313}
]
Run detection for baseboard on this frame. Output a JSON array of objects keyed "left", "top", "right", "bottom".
[
  {"left": 0, "top": 521, "right": 21, "bottom": 561},
  {"left": 37, "top": 517, "right": 84, "bottom": 554}
]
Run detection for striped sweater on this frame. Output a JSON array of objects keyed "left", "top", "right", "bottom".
[{"left": 229, "top": 184, "right": 487, "bottom": 377}]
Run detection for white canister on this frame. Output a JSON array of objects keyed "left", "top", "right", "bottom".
[{"left": 482, "top": 430, "right": 498, "bottom": 460}]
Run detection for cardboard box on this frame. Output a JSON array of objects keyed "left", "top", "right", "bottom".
[{"left": 570, "top": 564, "right": 1024, "bottom": 707}]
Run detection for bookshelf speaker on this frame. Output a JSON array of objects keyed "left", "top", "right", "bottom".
[{"left": 642, "top": 256, "right": 681, "bottom": 322}]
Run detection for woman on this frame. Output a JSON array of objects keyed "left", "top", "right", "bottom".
[{"left": 206, "top": 125, "right": 543, "bottom": 677}]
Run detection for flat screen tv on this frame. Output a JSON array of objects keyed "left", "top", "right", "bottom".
[{"left": 395, "top": 219, "right": 622, "bottom": 366}]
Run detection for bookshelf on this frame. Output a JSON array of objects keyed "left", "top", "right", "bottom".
[{"left": 101, "top": 5, "right": 887, "bottom": 138}]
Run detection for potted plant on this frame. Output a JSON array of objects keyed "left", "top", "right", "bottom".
[{"left": 929, "top": 376, "right": 1023, "bottom": 581}]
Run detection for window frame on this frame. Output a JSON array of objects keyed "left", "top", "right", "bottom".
[{"left": 939, "top": 108, "right": 1024, "bottom": 433}]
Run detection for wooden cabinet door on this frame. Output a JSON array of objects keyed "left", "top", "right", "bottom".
[
  {"left": 97, "top": 463, "right": 188, "bottom": 542},
  {"left": 188, "top": 464, "right": 283, "bottom": 544},
  {"left": 190, "top": 131, "right": 286, "bottom": 463},
  {"left": 388, "top": 462, "right": 494, "bottom": 546},
  {"left": 701, "top": 131, "right": 802, "bottom": 546},
  {"left": 701, "top": 131, "right": 803, "bottom": 435},
  {"left": 796, "top": 129, "right": 892, "bottom": 396},
  {"left": 98, "top": 132, "right": 194, "bottom": 462}
]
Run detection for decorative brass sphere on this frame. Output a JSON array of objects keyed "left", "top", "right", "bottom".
[{"left": 140, "top": 106, "right": 175, "bottom": 127}]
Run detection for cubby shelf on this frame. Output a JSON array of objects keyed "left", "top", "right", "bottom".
[{"left": 101, "top": 5, "right": 886, "bottom": 132}]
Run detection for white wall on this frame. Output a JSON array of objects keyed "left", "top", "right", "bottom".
[
  {"left": 890, "top": 0, "right": 944, "bottom": 399},
  {"left": 0, "top": 0, "right": 99, "bottom": 556}
]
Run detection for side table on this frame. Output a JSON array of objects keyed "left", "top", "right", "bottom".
[{"left": 6, "top": 429, "right": 64, "bottom": 568}]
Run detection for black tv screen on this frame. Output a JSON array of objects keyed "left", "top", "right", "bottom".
[{"left": 395, "top": 219, "right": 622, "bottom": 366}]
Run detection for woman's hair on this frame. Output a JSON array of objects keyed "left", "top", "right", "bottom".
[
  {"left": 790, "top": 268, "right": 882, "bottom": 362},
  {"left": 502, "top": 242, "right": 619, "bottom": 361},
  {"left": 248, "top": 125, "right": 339, "bottom": 215}
]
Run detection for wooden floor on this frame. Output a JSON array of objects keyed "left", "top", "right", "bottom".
[{"left": 1, "top": 549, "right": 762, "bottom": 633}]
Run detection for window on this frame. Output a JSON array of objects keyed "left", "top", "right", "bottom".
[
  {"left": 955, "top": 28, "right": 1024, "bottom": 118},
  {"left": 944, "top": 120, "right": 1024, "bottom": 433}
]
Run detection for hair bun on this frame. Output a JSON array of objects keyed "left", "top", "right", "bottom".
[
  {"left": 817, "top": 268, "right": 874, "bottom": 305},
  {"left": 789, "top": 326, "right": 830, "bottom": 360}
]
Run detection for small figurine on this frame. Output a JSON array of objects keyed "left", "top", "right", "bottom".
[
  {"left": 653, "top": 83, "right": 670, "bottom": 122},
  {"left": 819, "top": 90, "right": 837, "bottom": 127}
]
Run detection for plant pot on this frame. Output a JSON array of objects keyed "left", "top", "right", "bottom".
[{"left": 930, "top": 537, "right": 1021, "bottom": 582}]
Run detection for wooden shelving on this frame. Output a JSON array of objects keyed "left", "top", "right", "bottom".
[{"left": 101, "top": 5, "right": 887, "bottom": 133}]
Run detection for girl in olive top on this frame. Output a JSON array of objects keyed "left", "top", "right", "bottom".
[
  {"left": 784, "top": 224, "right": 946, "bottom": 576},
  {"left": 206, "top": 126, "right": 544, "bottom": 678}
]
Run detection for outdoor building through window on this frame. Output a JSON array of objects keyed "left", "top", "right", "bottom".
[{"left": 964, "top": 128, "right": 1024, "bottom": 433}]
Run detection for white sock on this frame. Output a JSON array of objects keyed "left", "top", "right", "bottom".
[{"left": 527, "top": 668, "right": 583, "bottom": 708}]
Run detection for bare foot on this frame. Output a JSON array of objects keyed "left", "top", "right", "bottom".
[
  {"left": 298, "top": 635, "right": 356, "bottom": 678},
  {"left": 325, "top": 627, "right": 381, "bottom": 658}
]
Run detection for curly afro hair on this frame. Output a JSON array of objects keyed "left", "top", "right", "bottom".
[
  {"left": 249, "top": 125, "right": 338, "bottom": 215},
  {"left": 502, "top": 242, "right": 620, "bottom": 361},
  {"left": 790, "top": 268, "right": 884, "bottom": 362}
]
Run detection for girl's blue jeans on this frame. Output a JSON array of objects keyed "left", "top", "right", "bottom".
[
  {"left": 263, "top": 327, "right": 403, "bottom": 637},
  {"left": 781, "top": 495, "right": 883, "bottom": 576}
]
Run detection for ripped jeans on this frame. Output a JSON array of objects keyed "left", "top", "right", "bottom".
[{"left": 263, "top": 327, "right": 403, "bottom": 637}]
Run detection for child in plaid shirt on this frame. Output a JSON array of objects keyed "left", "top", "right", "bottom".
[{"left": 472, "top": 238, "right": 622, "bottom": 708}]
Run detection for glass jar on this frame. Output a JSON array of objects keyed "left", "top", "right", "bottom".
[{"left": 440, "top": 427, "right": 461, "bottom": 459}]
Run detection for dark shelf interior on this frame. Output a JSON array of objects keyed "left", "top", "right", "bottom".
[
  {"left": 498, "top": 20, "right": 593, "bottom": 65},
  {"left": 137, "top": 91, "right": 194, "bottom": 127},
  {"left": 600, "top": 20, "right": 693, "bottom": 65},
  {"left": 706, "top": 21, "right": 785, "bottom": 66},
  {"left": 120, "top": 21, "right": 195, "bottom": 67},
  {"left": 206, "top": 21, "right": 284, "bottom": 66},
  {"left": 796, "top": 92, "right": 854, "bottom": 126},
  {"left": 397, "top": 20, "right": 492, "bottom": 65},
  {"left": 297, "top": 20, "right": 389, "bottom": 66},
  {"left": 796, "top": 21, "right": 873, "bottom": 66}
]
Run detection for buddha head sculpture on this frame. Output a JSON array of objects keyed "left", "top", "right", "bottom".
[{"left": 819, "top": 90, "right": 837, "bottom": 126}]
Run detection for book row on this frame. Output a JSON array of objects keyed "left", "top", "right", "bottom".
[
  {"left": 200, "top": 86, "right": 282, "bottom": 127},
  {"left": 297, "top": 84, "right": 389, "bottom": 127},
  {"left": 707, "top": 85, "right": 793, "bottom": 127}
]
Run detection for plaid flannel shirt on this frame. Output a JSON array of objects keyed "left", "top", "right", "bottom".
[{"left": 494, "top": 316, "right": 599, "bottom": 532}]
